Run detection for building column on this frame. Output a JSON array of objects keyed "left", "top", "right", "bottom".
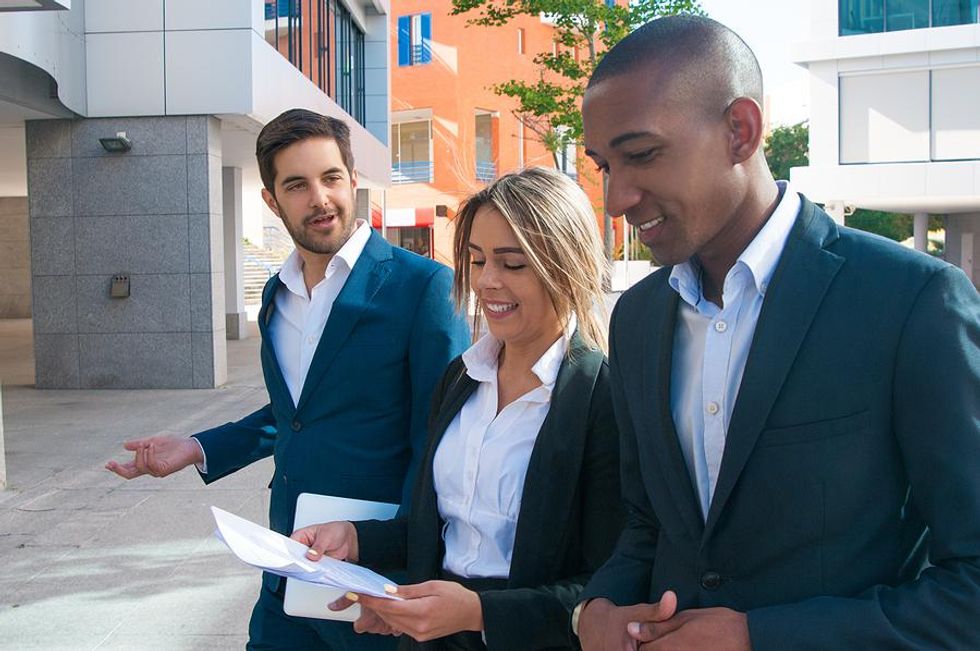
[
  {"left": 356, "top": 188, "right": 371, "bottom": 223},
  {"left": 26, "top": 116, "right": 227, "bottom": 389},
  {"left": 943, "top": 213, "right": 979, "bottom": 287},
  {"left": 0, "top": 197, "right": 31, "bottom": 318},
  {"left": 223, "top": 166, "right": 247, "bottom": 340},
  {"left": 913, "top": 212, "right": 928, "bottom": 252}
]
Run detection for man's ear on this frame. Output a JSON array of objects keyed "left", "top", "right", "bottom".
[
  {"left": 726, "top": 97, "right": 765, "bottom": 165},
  {"left": 261, "top": 187, "right": 281, "bottom": 218},
  {"left": 350, "top": 168, "right": 358, "bottom": 191}
]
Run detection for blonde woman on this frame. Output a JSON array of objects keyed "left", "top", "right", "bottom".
[{"left": 292, "top": 167, "right": 622, "bottom": 650}]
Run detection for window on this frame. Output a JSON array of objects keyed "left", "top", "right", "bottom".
[
  {"left": 517, "top": 28, "right": 525, "bottom": 54},
  {"left": 840, "top": 71, "right": 930, "bottom": 163},
  {"left": 555, "top": 126, "right": 578, "bottom": 178},
  {"left": 885, "top": 0, "right": 929, "bottom": 30},
  {"left": 933, "top": 0, "right": 979, "bottom": 25},
  {"left": 931, "top": 66, "right": 980, "bottom": 160},
  {"left": 475, "top": 112, "right": 497, "bottom": 183},
  {"left": 398, "top": 13, "right": 431, "bottom": 66},
  {"left": 391, "top": 120, "right": 433, "bottom": 183},
  {"left": 839, "top": 0, "right": 978, "bottom": 34}
]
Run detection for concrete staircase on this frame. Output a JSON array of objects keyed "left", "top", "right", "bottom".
[{"left": 243, "top": 241, "right": 288, "bottom": 305}]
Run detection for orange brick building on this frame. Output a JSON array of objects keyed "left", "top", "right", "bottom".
[{"left": 381, "top": 0, "right": 612, "bottom": 266}]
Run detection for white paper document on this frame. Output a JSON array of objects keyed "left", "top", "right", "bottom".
[{"left": 211, "top": 506, "right": 399, "bottom": 600}]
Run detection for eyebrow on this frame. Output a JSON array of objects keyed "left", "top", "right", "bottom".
[
  {"left": 280, "top": 167, "right": 345, "bottom": 185},
  {"left": 467, "top": 243, "right": 525, "bottom": 254}
]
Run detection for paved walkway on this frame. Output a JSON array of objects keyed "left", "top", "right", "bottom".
[
  {"left": 0, "top": 293, "right": 626, "bottom": 650},
  {"left": 0, "top": 319, "right": 273, "bottom": 650}
]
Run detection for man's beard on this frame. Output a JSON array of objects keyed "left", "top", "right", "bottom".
[{"left": 282, "top": 208, "right": 356, "bottom": 256}]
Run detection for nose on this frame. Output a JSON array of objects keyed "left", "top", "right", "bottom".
[
  {"left": 604, "top": 171, "right": 642, "bottom": 219},
  {"left": 311, "top": 180, "right": 332, "bottom": 210},
  {"left": 474, "top": 262, "right": 501, "bottom": 292}
]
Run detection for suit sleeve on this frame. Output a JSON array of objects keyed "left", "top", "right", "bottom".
[
  {"left": 402, "top": 265, "right": 470, "bottom": 507},
  {"left": 579, "top": 301, "right": 662, "bottom": 607},
  {"left": 191, "top": 403, "right": 278, "bottom": 483},
  {"left": 748, "top": 265, "right": 980, "bottom": 650},
  {"left": 479, "top": 362, "right": 624, "bottom": 651}
]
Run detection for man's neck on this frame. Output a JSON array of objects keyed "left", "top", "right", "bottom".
[
  {"left": 297, "top": 250, "right": 334, "bottom": 296},
  {"left": 698, "top": 182, "right": 782, "bottom": 307}
]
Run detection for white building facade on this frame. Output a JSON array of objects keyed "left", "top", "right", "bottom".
[
  {"left": 0, "top": 0, "right": 391, "bottom": 388},
  {"left": 791, "top": 0, "right": 980, "bottom": 286}
]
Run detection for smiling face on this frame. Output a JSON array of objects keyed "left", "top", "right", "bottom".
[
  {"left": 261, "top": 136, "right": 357, "bottom": 258},
  {"left": 583, "top": 68, "right": 752, "bottom": 267},
  {"left": 467, "top": 205, "right": 562, "bottom": 351}
]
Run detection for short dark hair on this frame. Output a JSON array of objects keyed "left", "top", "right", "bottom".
[
  {"left": 255, "top": 109, "right": 354, "bottom": 194},
  {"left": 589, "top": 15, "right": 763, "bottom": 111}
]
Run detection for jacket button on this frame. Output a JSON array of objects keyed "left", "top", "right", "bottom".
[
  {"left": 291, "top": 420, "right": 302, "bottom": 432},
  {"left": 700, "top": 571, "right": 722, "bottom": 590}
]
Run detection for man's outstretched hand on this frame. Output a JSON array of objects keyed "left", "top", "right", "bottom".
[{"left": 105, "top": 435, "right": 203, "bottom": 479}]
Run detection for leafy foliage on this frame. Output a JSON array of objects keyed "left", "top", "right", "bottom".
[
  {"left": 764, "top": 121, "right": 809, "bottom": 182},
  {"left": 450, "top": 0, "right": 704, "bottom": 166}
]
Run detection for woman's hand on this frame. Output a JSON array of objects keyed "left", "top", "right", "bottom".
[
  {"left": 289, "top": 521, "right": 359, "bottom": 562},
  {"left": 349, "top": 580, "right": 483, "bottom": 642}
]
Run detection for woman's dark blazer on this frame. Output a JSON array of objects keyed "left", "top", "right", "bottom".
[{"left": 354, "top": 333, "right": 623, "bottom": 650}]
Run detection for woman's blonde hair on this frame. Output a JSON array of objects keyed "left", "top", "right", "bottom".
[{"left": 452, "top": 166, "right": 609, "bottom": 353}]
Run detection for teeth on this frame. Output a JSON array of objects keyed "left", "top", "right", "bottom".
[
  {"left": 638, "top": 216, "right": 665, "bottom": 231},
  {"left": 484, "top": 302, "right": 517, "bottom": 313}
]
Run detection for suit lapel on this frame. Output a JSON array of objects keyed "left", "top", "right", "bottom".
[
  {"left": 294, "top": 232, "right": 392, "bottom": 413},
  {"left": 257, "top": 274, "right": 292, "bottom": 409},
  {"left": 640, "top": 280, "right": 705, "bottom": 544},
  {"left": 509, "top": 336, "right": 600, "bottom": 585},
  {"left": 703, "top": 200, "right": 844, "bottom": 538}
]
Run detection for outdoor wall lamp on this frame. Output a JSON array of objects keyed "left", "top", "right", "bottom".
[{"left": 99, "top": 132, "right": 132, "bottom": 153}]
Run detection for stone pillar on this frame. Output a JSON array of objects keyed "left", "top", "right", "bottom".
[
  {"left": 0, "top": 197, "right": 31, "bottom": 318},
  {"left": 223, "top": 166, "right": 247, "bottom": 340},
  {"left": 26, "top": 116, "right": 227, "bottom": 389},
  {"left": 913, "top": 212, "right": 928, "bottom": 252},
  {"left": 0, "top": 386, "right": 6, "bottom": 490},
  {"left": 355, "top": 188, "right": 371, "bottom": 224}
]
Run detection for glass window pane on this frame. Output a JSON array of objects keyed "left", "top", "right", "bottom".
[
  {"left": 475, "top": 114, "right": 493, "bottom": 163},
  {"left": 399, "top": 121, "right": 430, "bottom": 163},
  {"left": 932, "top": 0, "right": 979, "bottom": 26},
  {"left": 840, "top": 0, "right": 884, "bottom": 34},
  {"left": 885, "top": 0, "right": 929, "bottom": 30}
]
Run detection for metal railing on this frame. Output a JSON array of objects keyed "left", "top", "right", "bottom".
[{"left": 392, "top": 161, "right": 434, "bottom": 184}]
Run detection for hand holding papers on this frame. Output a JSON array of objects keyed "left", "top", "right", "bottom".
[{"left": 211, "top": 506, "right": 399, "bottom": 601}]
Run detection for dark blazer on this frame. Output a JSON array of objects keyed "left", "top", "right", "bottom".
[
  {"left": 193, "top": 231, "right": 470, "bottom": 591},
  {"left": 581, "top": 197, "right": 980, "bottom": 649},
  {"left": 356, "top": 334, "right": 623, "bottom": 650}
]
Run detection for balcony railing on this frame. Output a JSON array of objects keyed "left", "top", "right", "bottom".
[
  {"left": 475, "top": 161, "right": 496, "bottom": 183},
  {"left": 392, "top": 161, "right": 434, "bottom": 184}
]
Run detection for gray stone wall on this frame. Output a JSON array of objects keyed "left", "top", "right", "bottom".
[
  {"left": 0, "top": 197, "right": 30, "bottom": 318},
  {"left": 26, "top": 116, "right": 227, "bottom": 389}
]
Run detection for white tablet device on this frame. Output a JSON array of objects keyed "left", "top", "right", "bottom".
[{"left": 283, "top": 493, "right": 399, "bottom": 622}]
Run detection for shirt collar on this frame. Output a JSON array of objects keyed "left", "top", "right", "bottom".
[
  {"left": 278, "top": 219, "right": 371, "bottom": 298},
  {"left": 462, "top": 314, "right": 576, "bottom": 389},
  {"left": 668, "top": 181, "right": 800, "bottom": 305}
]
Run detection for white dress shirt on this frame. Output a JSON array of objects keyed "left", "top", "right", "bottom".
[
  {"left": 433, "top": 319, "right": 574, "bottom": 578},
  {"left": 269, "top": 220, "right": 371, "bottom": 406},
  {"left": 668, "top": 182, "right": 800, "bottom": 519}
]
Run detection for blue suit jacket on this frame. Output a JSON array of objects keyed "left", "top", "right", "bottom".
[
  {"left": 193, "top": 231, "right": 470, "bottom": 545},
  {"left": 582, "top": 197, "right": 980, "bottom": 649}
]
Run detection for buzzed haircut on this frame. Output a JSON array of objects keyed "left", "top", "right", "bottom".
[
  {"left": 589, "top": 15, "right": 763, "bottom": 114},
  {"left": 256, "top": 108, "right": 354, "bottom": 194}
]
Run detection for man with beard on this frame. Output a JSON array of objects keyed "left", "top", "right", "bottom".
[{"left": 107, "top": 109, "right": 470, "bottom": 649}]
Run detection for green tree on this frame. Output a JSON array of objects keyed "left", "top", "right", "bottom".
[
  {"left": 765, "top": 121, "right": 808, "bottom": 182},
  {"left": 450, "top": 0, "right": 704, "bottom": 259}
]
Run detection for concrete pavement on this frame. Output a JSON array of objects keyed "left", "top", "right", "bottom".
[{"left": 0, "top": 318, "right": 273, "bottom": 650}]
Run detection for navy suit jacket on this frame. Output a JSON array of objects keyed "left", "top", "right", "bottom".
[
  {"left": 581, "top": 197, "right": 980, "bottom": 649},
  {"left": 193, "top": 232, "right": 470, "bottom": 573}
]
